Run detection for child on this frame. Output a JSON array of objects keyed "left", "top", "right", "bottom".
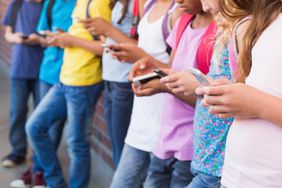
[
  {"left": 81, "top": 0, "right": 138, "bottom": 166},
  {"left": 196, "top": 1, "right": 282, "bottom": 187},
  {"left": 129, "top": 0, "right": 216, "bottom": 186},
  {"left": 10, "top": 0, "right": 76, "bottom": 187},
  {"left": 25, "top": 0, "right": 111, "bottom": 187},
  {"left": 1, "top": 0, "right": 44, "bottom": 168},
  {"left": 107, "top": 0, "right": 180, "bottom": 187}
]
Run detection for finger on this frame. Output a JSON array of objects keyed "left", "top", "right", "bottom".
[
  {"left": 171, "top": 86, "right": 186, "bottom": 94},
  {"left": 217, "top": 113, "right": 234, "bottom": 119},
  {"left": 195, "top": 85, "right": 227, "bottom": 96},
  {"left": 212, "top": 78, "right": 231, "bottom": 86},
  {"left": 160, "top": 74, "right": 179, "bottom": 84},
  {"left": 208, "top": 105, "right": 231, "bottom": 115},
  {"left": 203, "top": 95, "right": 226, "bottom": 105},
  {"left": 165, "top": 81, "right": 182, "bottom": 90},
  {"left": 109, "top": 44, "right": 125, "bottom": 52},
  {"left": 135, "top": 88, "right": 154, "bottom": 97}
]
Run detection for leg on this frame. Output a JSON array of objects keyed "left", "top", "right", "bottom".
[
  {"left": 186, "top": 168, "right": 221, "bottom": 188},
  {"left": 110, "top": 144, "right": 151, "bottom": 188},
  {"left": 105, "top": 81, "right": 134, "bottom": 166},
  {"left": 144, "top": 155, "right": 175, "bottom": 188},
  {"left": 26, "top": 84, "right": 67, "bottom": 188},
  {"left": 170, "top": 160, "right": 193, "bottom": 188},
  {"left": 65, "top": 83, "right": 103, "bottom": 188}
]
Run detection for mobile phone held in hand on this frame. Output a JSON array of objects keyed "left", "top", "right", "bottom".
[
  {"left": 21, "top": 35, "right": 29, "bottom": 40},
  {"left": 153, "top": 69, "right": 168, "bottom": 77},
  {"left": 132, "top": 72, "right": 161, "bottom": 87},
  {"left": 189, "top": 67, "right": 211, "bottom": 86},
  {"left": 38, "top": 30, "right": 47, "bottom": 38}
]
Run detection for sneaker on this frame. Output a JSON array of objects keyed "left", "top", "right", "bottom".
[
  {"left": 1, "top": 154, "right": 25, "bottom": 168},
  {"left": 10, "top": 168, "right": 32, "bottom": 188},
  {"left": 32, "top": 171, "right": 46, "bottom": 188}
]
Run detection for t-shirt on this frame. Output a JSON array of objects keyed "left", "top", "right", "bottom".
[
  {"left": 222, "top": 14, "right": 282, "bottom": 188},
  {"left": 102, "top": 0, "right": 134, "bottom": 83},
  {"left": 2, "top": 0, "right": 44, "bottom": 79},
  {"left": 60, "top": 0, "right": 111, "bottom": 86},
  {"left": 37, "top": 0, "right": 76, "bottom": 85},
  {"left": 125, "top": 2, "right": 171, "bottom": 152},
  {"left": 153, "top": 20, "right": 207, "bottom": 161},
  {"left": 191, "top": 43, "right": 233, "bottom": 177}
]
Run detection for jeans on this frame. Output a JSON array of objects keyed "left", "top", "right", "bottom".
[
  {"left": 104, "top": 81, "right": 134, "bottom": 166},
  {"left": 186, "top": 168, "right": 221, "bottom": 188},
  {"left": 26, "top": 82, "right": 103, "bottom": 188},
  {"left": 32, "top": 81, "right": 66, "bottom": 173},
  {"left": 144, "top": 155, "right": 193, "bottom": 188},
  {"left": 110, "top": 144, "right": 151, "bottom": 188},
  {"left": 9, "top": 78, "right": 40, "bottom": 157}
]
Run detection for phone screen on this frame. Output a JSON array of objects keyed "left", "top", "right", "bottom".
[
  {"left": 189, "top": 68, "right": 211, "bottom": 86},
  {"left": 153, "top": 69, "right": 168, "bottom": 77}
]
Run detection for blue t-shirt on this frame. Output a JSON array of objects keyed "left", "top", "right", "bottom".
[
  {"left": 191, "top": 45, "right": 234, "bottom": 177},
  {"left": 102, "top": 0, "right": 134, "bottom": 82},
  {"left": 37, "top": 0, "right": 76, "bottom": 85},
  {"left": 2, "top": 0, "right": 44, "bottom": 79}
]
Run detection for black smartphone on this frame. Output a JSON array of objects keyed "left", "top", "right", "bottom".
[
  {"left": 21, "top": 35, "right": 29, "bottom": 40},
  {"left": 153, "top": 69, "right": 168, "bottom": 77}
]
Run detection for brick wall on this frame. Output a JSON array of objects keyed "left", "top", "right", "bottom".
[{"left": 0, "top": 0, "right": 114, "bottom": 168}]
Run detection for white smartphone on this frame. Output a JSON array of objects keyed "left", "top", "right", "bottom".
[
  {"left": 132, "top": 72, "right": 161, "bottom": 87},
  {"left": 189, "top": 67, "right": 211, "bottom": 86}
]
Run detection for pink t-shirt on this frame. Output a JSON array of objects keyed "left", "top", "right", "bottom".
[
  {"left": 153, "top": 19, "right": 208, "bottom": 161},
  {"left": 222, "top": 14, "right": 282, "bottom": 188}
]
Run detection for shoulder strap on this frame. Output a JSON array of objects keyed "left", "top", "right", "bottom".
[
  {"left": 10, "top": 0, "right": 23, "bottom": 32},
  {"left": 196, "top": 21, "right": 217, "bottom": 74},
  {"left": 130, "top": 0, "right": 139, "bottom": 38},
  {"left": 142, "top": 0, "right": 156, "bottom": 17},
  {"left": 86, "top": 0, "right": 92, "bottom": 19},
  {"left": 175, "top": 13, "right": 194, "bottom": 50},
  {"left": 47, "top": 0, "right": 55, "bottom": 28},
  {"left": 161, "top": 1, "right": 175, "bottom": 41}
]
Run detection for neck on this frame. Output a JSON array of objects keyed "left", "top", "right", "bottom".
[{"left": 192, "top": 12, "right": 213, "bottom": 29}]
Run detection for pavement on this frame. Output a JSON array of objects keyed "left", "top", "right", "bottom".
[{"left": 0, "top": 62, "right": 113, "bottom": 188}]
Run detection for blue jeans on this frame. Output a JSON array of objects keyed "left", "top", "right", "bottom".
[
  {"left": 26, "top": 82, "right": 103, "bottom": 188},
  {"left": 32, "top": 81, "right": 66, "bottom": 173},
  {"left": 9, "top": 78, "right": 40, "bottom": 157},
  {"left": 186, "top": 168, "right": 221, "bottom": 188},
  {"left": 144, "top": 155, "right": 194, "bottom": 188},
  {"left": 104, "top": 81, "right": 134, "bottom": 166},
  {"left": 110, "top": 144, "right": 151, "bottom": 188}
]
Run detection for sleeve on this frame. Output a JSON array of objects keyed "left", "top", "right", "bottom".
[
  {"left": 36, "top": 0, "right": 50, "bottom": 32},
  {"left": 166, "top": 17, "right": 180, "bottom": 50},
  {"left": 90, "top": 0, "right": 111, "bottom": 22},
  {"left": 2, "top": 0, "right": 17, "bottom": 26}
]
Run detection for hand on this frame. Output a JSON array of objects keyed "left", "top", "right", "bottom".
[
  {"left": 23, "top": 33, "right": 41, "bottom": 45},
  {"left": 5, "top": 32, "right": 23, "bottom": 44},
  {"left": 195, "top": 81, "right": 262, "bottom": 119},
  {"left": 109, "top": 43, "right": 148, "bottom": 63},
  {"left": 80, "top": 17, "right": 112, "bottom": 36},
  {"left": 129, "top": 56, "right": 158, "bottom": 81},
  {"left": 132, "top": 79, "right": 168, "bottom": 97},
  {"left": 48, "top": 33, "right": 75, "bottom": 48},
  {"left": 160, "top": 70, "right": 201, "bottom": 96}
]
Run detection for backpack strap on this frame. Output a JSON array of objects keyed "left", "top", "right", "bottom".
[
  {"left": 142, "top": 0, "right": 156, "bottom": 17},
  {"left": 175, "top": 13, "right": 194, "bottom": 50},
  {"left": 130, "top": 0, "right": 139, "bottom": 38},
  {"left": 86, "top": 0, "right": 99, "bottom": 40},
  {"left": 196, "top": 21, "right": 217, "bottom": 74},
  {"left": 161, "top": 1, "right": 175, "bottom": 41},
  {"left": 47, "top": 0, "right": 55, "bottom": 28},
  {"left": 10, "top": 0, "right": 23, "bottom": 32}
]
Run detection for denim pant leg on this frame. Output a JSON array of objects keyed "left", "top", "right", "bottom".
[
  {"left": 32, "top": 81, "right": 66, "bottom": 173},
  {"left": 26, "top": 84, "right": 67, "bottom": 188},
  {"left": 144, "top": 155, "right": 178, "bottom": 188},
  {"left": 65, "top": 83, "right": 103, "bottom": 188},
  {"left": 9, "top": 79, "right": 30, "bottom": 157},
  {"left": 110, "top": 144, "right": 151, "bottom": 188},
  {"left": 170, "top": 160, "right": 193, "bottom": 188},
  {"left": 104, "top": 81, "right": 134, "bottom": 166},
  {"left": 186, "top": 168, "right": 221, "bottom": 188}
]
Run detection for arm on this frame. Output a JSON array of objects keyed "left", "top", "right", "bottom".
[{"left": 4, "top": 26, "right": 23, "bottom": 44}]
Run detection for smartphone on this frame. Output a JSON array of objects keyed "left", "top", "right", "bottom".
[
  {"left": 101, "top": 43, "right": 110, "bottom": 48},
  {"left": 21, "top": 35, "right": 29, "bottom": 40},
  {"left": 38, "top": 30, "right": 47, "bottom": 38},
  {"left": 153, "top": 69, "right": 168, "bottom": 77},
  {"left": 54, "top": 27, "right": 64, "bottom": 33},
  {"left": 132, "top": 72, "right": 161, "bottom": 86},
  {"left": 189, "top": 67, "right": 211, "bottom": 86}
]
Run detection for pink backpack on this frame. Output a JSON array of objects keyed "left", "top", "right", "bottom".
[{"left": 175, "top": 13, "right": 217, "bottom": 74}]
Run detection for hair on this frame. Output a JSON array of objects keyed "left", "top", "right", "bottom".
[
  {"left": 220, "top": 0, "right": 282, "bottom": 82},
  {"left": 110, "top": 0, "right": 130, "bottom": 24}
]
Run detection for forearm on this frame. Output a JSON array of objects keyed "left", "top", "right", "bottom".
[
  {"left": 106, "top": 26, "right": 137, "bottom": 44},
  {"left": 71, "top": 37, "right": 104, "bottom": 55}
]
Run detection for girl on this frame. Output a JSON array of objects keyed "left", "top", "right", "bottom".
[
  {"left": 108, "top": 0, "right": 180, "bottom": 187},
  {"left": 196, "top": 1, "right": 282, "bottom": 187},
  {"left": 83, "top": 0, "right": 138, "bottom": 166}
]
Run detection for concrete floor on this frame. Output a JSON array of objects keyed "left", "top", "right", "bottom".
[{"left": 0, "top": 62, "right": 113, "bottom": 188}]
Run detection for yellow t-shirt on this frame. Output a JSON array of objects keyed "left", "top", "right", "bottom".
[{"left": 60, "top": 0, "right": 111, "bottom": 86}]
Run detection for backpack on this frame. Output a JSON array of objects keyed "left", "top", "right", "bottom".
[
  {"left": 86, "top": 0, "right": 99, "bottom": 40},
  {"left": 175, "top": 13, "right": 217, "bottom": 74}
]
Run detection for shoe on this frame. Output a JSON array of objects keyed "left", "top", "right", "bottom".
[
  {"left": 10, "top": 168, "right": 32, "bottom": 188},
  {"left": 32, "top": 171, "right": 46, "bottom": 188},
  {"left": 1, "top": 154, "right": 25, "bottom": 168}
]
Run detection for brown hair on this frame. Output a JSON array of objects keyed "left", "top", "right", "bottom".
[
  {"left": 110, "top": 0, "right": 130, "bottom": 24},
  {"left": 220, "top": 0, "right": 282, "bottom": 82}
]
